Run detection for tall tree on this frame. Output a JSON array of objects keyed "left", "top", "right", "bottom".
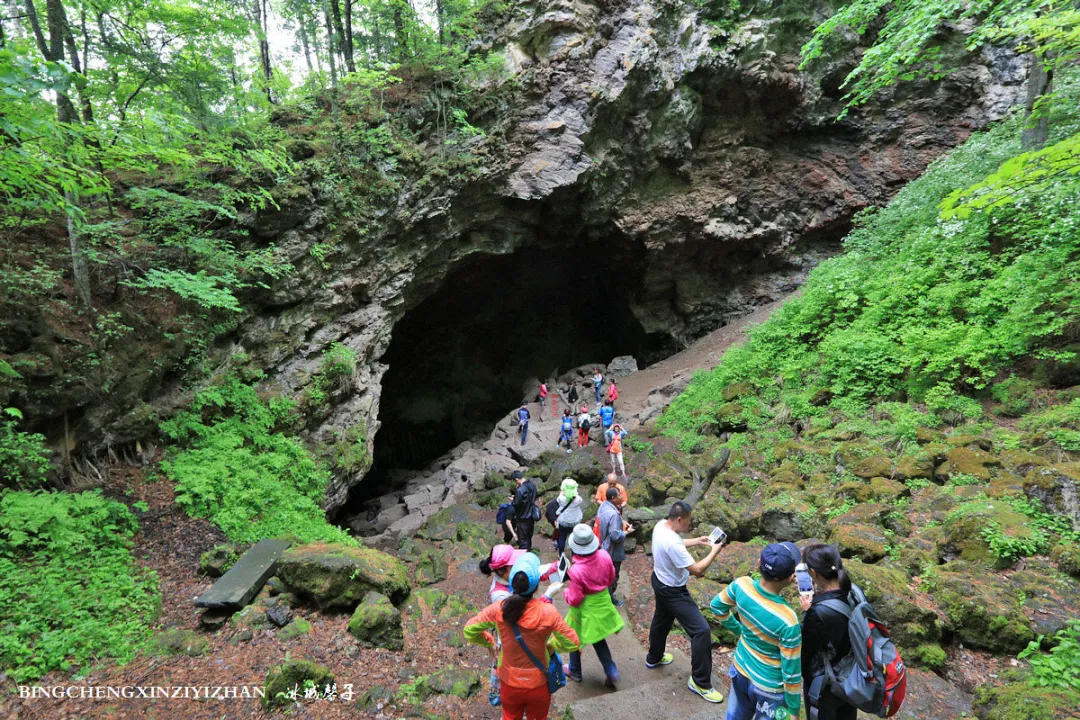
[
  {"left": 342, "top": 0, "right": 355, "bottom": 72},
  {"left": 252, "top": 0, "right": 272, "bottom": 102}
]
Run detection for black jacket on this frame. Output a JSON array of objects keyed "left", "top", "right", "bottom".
[
  {"left": 801, "top": 589, "right": 853, "bottom": 680},
  {"left": 512, "top": 479, "right": 537, "bottom": 520}
]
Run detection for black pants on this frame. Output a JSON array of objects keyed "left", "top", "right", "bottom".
[
  {"left": 502, "top": 524, "right": 515, "bottom": 544},
  {"left": 805, "top": 689, "right": 858, "bottom": 720},
  {"left": 515, "top": 518, "right": 535, "bottom": 551},
  {"left": 647, "top": 572, "right": 713, "bottom": 689},
  {"left": 557, "top": 525, "right": 573, "bottom": 554},
  {"left": 609, "top": 560, "right": 622, "bottom": 597}
]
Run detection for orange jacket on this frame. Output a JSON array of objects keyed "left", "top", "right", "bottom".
[
  {"left": 464, "top": 598, "right": 579, "bottom": 689},
  {"left": 594, "top": 481, "right": 627, "bottom": 506}
]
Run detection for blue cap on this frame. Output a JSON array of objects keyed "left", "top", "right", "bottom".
[
  {"left": 760, "top": 542, "right": 800, "bottom": 580},
  {"left": 508, "top": 552, "right": 541, "bottom": 595}
]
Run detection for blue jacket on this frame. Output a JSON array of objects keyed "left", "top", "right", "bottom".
[
  {"left": 518, "top": 407, "right": 530, "bottom": 424},
  {"left": 597, "top": 500, "right": 626, "bottom": 562},
  {"left": 599, "top": 406, "right": 614, "bottom": 427}
]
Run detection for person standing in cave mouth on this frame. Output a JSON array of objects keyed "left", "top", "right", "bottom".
[
  {"left": 538, "top": 383, "right": 549, "bottom": 421},
  {"left": 517, "top": 404, "right": 531, "bottom": 446},
  {"left": 607, "top": 379, "right": 619, "bottom": 409},
  {"left": 577, "top": 405, "right": 592, "bottom": 447},
  {"left": 512, "top": 472, "right": 539, "bottom": 551},
  {"left": 593, "top": 369, "right": 605, "bottom": 405}
]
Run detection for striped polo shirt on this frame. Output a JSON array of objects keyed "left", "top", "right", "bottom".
[{"left": 710, "top": 576, "right": 803, "bottom": 713}]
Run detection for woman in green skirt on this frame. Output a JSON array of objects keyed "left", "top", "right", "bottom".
[{"left": 562, "top": 524, "right": 624, "bottom": 687}]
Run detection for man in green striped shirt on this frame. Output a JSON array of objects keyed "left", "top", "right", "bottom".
[{"left": 710, "top": 542, "right": 803, "bottom": 720}]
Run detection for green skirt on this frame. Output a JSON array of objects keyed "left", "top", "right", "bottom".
[{"left": 566, "top": 590, "right": 624, "bottom": 646}]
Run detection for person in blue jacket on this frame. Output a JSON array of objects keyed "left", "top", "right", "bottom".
[
  {"left": 599, "top": 399, "right": 615, "bottom": 432},
  {"left": 517, "top": 404, "right": 531, "bottom": 445},
  {"left": 593, "top": 369, "right": 604, "bottom": 404},
  {"left": 559, "top": 409, "right": 575, "bottom": 453}
]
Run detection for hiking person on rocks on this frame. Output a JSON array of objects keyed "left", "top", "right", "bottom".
[
  {"left": 558, "top": 408, "right": 575, "bottom": 453},
  {"left": 497, "top": 495, "right": 517, "bottom": 544},
  {"left": 593, "top": 369, "right": 604, "bottom": 404},
  {"left": 512, "top": 472, "right": 539, "bottom": 551},
  {"left": 605, "top": 423, "right": 627, "bottom": 478},
  {"left": 646, "top": 501, "right": 725, "bottom": 704},
  {"left": 577, "top": 405, "right": 592, "bottom": 447},
  {"left": 466, "top": 553, "right": 579, "bottom": 720},
  {"left": 710, "top": 542, "right": 803, "bottom": 720},
  {"left": 554, "top": 478, "right": 583, "bottom": 555},
  {"left": 479, "top": 545, "right": 559, "bottom": 708},
  {"left": 599, "top": 398, "right": 615, "bottom": 432},
  {"left": 562, "top": 524, "right": 624, "bottom": 688},
  {"left": 597, "top": 486, "right": 633, "bottom": 607},
  {"left": 800, "top": 544, "right": 856, "bottom": 720},
  {"left": 516, "top": 404, "right": 531, "bottom": 446},
  {"left": 566, "top": 383, "right": 579, "bottom": 407},
  {"left": 538, "top": 383, "right": 549, "bottom": 421},
  {"left": 607, "top": 379, "right": 619, "bottom": 408},
  {"left": 593, "top": 473, "right": 628, "bottom": 509}
]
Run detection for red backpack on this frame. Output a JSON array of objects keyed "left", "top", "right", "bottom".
[{"left": 813, "top": 585, "right": 907, "bottom": 718}]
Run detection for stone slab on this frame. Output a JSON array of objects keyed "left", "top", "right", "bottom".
[{"left": 195, "top": 539, "right": 290, "bottom": 610}]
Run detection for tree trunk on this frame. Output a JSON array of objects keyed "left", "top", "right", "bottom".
[
  {"left": 62, "top": 14, "right": 93, "bottom": 122},
  {"left": 436, "top": 0, "right": 445, "bottom": 46},
  {"left": 298, "top": 16, "right": 314, "bottom": 74},
  {"left": 393, "top": 2, "right": 406, "bottom": 60},
  {"left": 1021, "top": 54, "right": 1054, "bottom": 151},
  {"left": 342, "top": 0, "right": 355, "bottom": 73},
  {"left": 322, "top": 0, "right": 338, "bottom": 88},
  {"left": 253, "top": 0, "right": 273, "bottom": 103}
]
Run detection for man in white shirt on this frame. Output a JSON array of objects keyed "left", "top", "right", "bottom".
[{"left": 646, "top": 501, "right": 725, "bottom": 704}]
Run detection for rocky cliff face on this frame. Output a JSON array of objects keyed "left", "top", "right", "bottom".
[{"left": 34, "top": 0, "right": 1025, "bottom": 508}]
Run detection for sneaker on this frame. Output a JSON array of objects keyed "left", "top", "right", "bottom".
[
  {"left": 645, "top": 653, "right": 674, "bottom": 668},
  {"left": 567, "top": 449, "right": 572, "bottom": 454},
  {"left": 687, "top": 678, "right": 724, "bottom": 703},
  {"left": 612, "top": 598, "right": 624, "bottom": 608},
  {"left": 563, "top": 664, "right": 582, "bottom": 683},
  {"left": 604, "top": 669, "right": 620, "bottom": 688}
]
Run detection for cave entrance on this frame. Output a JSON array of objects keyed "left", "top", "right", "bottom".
[{"left": 364, "top": 238, "right": 658, "bottom": 491}]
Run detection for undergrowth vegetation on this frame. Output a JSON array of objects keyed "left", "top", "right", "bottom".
[
  {"left": 659, "top": 72, "right": 1080, "bottom": 444},
  {"left": 160, "top": 371, "right": 357, "bottom": 545}
]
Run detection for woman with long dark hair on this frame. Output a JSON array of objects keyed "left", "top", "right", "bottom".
[
  {"left": 800, "top": 544, "right": 857, "bottom": 720},
  {"left": 466, "top": 553, "right": 580, "bottom": 720}
]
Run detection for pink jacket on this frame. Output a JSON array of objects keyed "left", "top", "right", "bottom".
[{"left": 563, "top": 549, "right": 616, "bottom": 607}]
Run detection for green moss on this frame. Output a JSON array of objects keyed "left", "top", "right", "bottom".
[
  {"left": 908, "top": 643, "right": 947, "bottom": 670},
  {"left": 973, "top": 680, "right": 1080, "bottom": 719},
  {"left": 263, "top": 659, "right": 334, "bottom": 709},
  {"left": 277, "top": 542, "right": 410, "bottom": 609},
  {"left": 277, "top": 616, "right": 311, "bottom": 640},
  {"left": 347, "top": 591, "right": 403, "bottom": 650},
  {"left": 148, "top": 628, "right": 209, "bottom": 657}
]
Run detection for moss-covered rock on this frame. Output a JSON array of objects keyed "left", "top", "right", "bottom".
[
  {"left": 263, "top": 659, "right": 335, "bottom": 709},
  {"left": 417, "top": 505, "right": 472, "bottom": 542},
  {"left": 277, "top": 542, "right": 410, "bottom": 609},
  {"left": 1051, "top": 541, "right": 1080, "bottom": 577},
  {"left": 715, "top": 403, "right": 748, "bottom": 432},
  {"left": 721, "top": 382, "right": 755, "bottom": 402},
  {"left": 1023, "top": 464, "right": 1080, "bottom": 532},
  {"left": 198, "top": 543, "right": 240, "bottom": 577},
  {"left": 705, "top": 541, "right": 760, "bottom": 584},
  {"left": 907, "top": 643, "right": 946, "bottom": 670},
  {"left": 938, "top": 499, "right": 1042, "bottom": 566},
  {"left": 413, "top": 550, "right": 449, "bottom": 586},
  {"left": 831, "top": 524, "right": 888, "bottom": 563},
  {"left": 851, "top": 455, "right": 893, "bottom": 479},
  {"left": 829, "top": 503, "right": 891, "bottom": 528},
  {"left": 547, "top": 452, "right": 605, "bottom": 485},
  {"left": 973, "top": 679, "right": 1080, "bottom": 720},
  {"left": 347, "top": 591, "right": 404, "bottom": 651},
  {"left": 231, "top": 604, "right": 270, "bottom": 632},
  {"left": 893, "top": 454, "right": 935, "bottom": 481},
  {"left": 915, "top": 427, "right": 943, "bottom": 445},
  {"left": 998, "top": 449, "right": 1048, "bottom": 477},
  {"left": 744, "top": 491, "right": 814, "bottom": 541},
  {"left": 148, "top": 628, "right": 209, "bottom": 657},
  {"left": 845, "top": 560, "right": 943, "bottom": 646},
  {"left": 936, "top": 563, "right": 1034, "bottom": 653},
  {"left": 868, "top": 476, "right": 909, "bottom": 502},
  {"left": 278, "top": 616, "right": 312, "bottom": 640},
  {"left": 426, "top": 666, "right": 484, "bottom": 699},
  {"left": 936, "top": 447, "right": 1000, "bottom": 482},
  {"left": 689, "top": 577, "right": 738, "bottom": 644}
]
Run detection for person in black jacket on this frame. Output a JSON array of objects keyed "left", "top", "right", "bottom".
[
  {"left": 511, "top": 472, "right": 538, "bottom": 550},
  {"left": 800, "top": 544, "right": 857, "bottom": 720}
]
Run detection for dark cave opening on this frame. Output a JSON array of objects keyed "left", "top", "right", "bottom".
[{"left": 362, "top": 239, "right": 662, "bottom": 492}]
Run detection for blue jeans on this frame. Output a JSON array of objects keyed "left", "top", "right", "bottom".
[
  {"left": 568, "top": 638, "right": 617, "bottom": 679},
  {"left": 725, "top": 666, "right": 791, "bottom": 720},
  {"left": 595, "top": 385, "right": 602, "bottom": 403},
  {"left": 520, "top": 422, "right": 529, "bottom": 445},
  {"left": 559, "top": 429, "right": 573, "bottom": 447}
]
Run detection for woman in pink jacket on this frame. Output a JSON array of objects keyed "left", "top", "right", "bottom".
[{"left": 562, "top": 524, "right": 624, "bottom": 687}]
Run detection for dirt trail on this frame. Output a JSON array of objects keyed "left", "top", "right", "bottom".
[{"left": 615, "top": 291, "right": 801, "bottom": 424}]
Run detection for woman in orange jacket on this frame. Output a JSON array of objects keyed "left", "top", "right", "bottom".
[{"left": 464, "top": 553, "right": 580, "bottom": 720}]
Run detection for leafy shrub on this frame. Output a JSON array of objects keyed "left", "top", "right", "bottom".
[
  {"left": 321, "top": 342, "right": 357, "bottom": 381},
  {"left": 0, "top": 490, "right": 161, "bottom": 681},
  {"left": 980, "top": 522, "right": 1048, "bottom": 563},
  {"left": 160, "top": 375, "right": 357, "bottom": 545},
  {"left": 0, "top": 408, "right": 50, "bottom": 489},
  {"left": 1018, "top": 620, "right": 1080, "bottom": 692}
]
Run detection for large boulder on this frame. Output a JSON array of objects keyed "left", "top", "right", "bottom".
[
  {"left": 1023, "top": 464, "right": 1080, "bottom": 532},
  {"left": 973, "top": 677, "right": 1080, "bottom": 720},
  {"left": 445, "top": 450, "right": 520, "bottom": 493},
  {"left": 347, "top": 591, "right": 404, "bottom": 650},
  {"left": 263, "top": 660, "right": 335, "bottom": 709},
  {"left": 547, "top": 451, "right": 606, "bottom": 486},
  {"left": 705, "top": 541, "right": 761, "bottom": 584},
  {"left": 935, "top": 499, "right": 1038, "bottom": 566},
  {"left": 413, "top": 550, "right": 449, "bottom": 586},
  {"left": 936, "top": 563, "right": 1034, "bottom": 653},
  {"left": 831, "top": 524, "right": 888, "bottom": 563},
  {"left": 936, "top": 447, "right": 1001, "bottom": 482},
  {"left": 277, "top": 543, "right": 410, "bottom": 609},
  {"left": 845, "top": 561, "right": 943, "bottom": 646}
]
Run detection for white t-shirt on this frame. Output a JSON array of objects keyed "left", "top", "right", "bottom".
[{"left": 652, "top": 521, "right": 694, "bottom": 587}]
